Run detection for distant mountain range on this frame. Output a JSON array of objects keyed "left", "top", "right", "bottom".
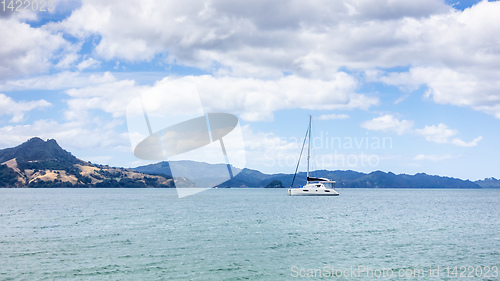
[
  {"left": 134, "top": 161, "right": 242, "bottom": 187},
  {"left": 1, "top": 137, "right": 499, "bottom": 188},
  {"left": 134, "top": 161, "right": 494, "bottom": 189},
  {"left": 475, "top": 177, "right": 500, "bottom": 188}
]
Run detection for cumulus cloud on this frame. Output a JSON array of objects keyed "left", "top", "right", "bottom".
[
  {"left": 0, "top": 17, "right": 76, "bottom": 79},
  {"left": 0, "top": 64, "right": 373, "bottom": 124},
  {"left": 195, "top": 73, "right": 376, "bottom": 121},
  {"left": 59, "top": 73, "right": 377, "bottom": 122},
  {"left": 318, "top": 113, "right": 350, "bottom": 120},
  {"left": 240, "top": 124, "right": 301, "bottom": 172},
  {"left": 345, "top": 0, "right": 449, "bottom": 20},
  {"left": 0, "top": 71, "right": 118, "bottom": 92},
  {"left": 377, "top": 67, "right": 500, "bottom": 119},
  {"left": 451, "top": 136, "right": 483, "bottom": 147},
  {"left": 76, "top": 57, "right": 101, "bottom": 71},
  {"left": 0, "top": 118, "right": 127, "bottom": 151},
  {"left": 361, "top": 114, "right": 413, "bottom": 135},
  {"left": 0, "top": 94, "right": 51, "bottom": 123},
  {"left": 65, "top": 78, "right": 144, "bottom": 120},
  {"left": 415, "top": 123, "right": 457, "bottom": 144},
  {"left": 414, "top": 153, "right": 455, "bottom": 161},
  {"left": 415, "top": 123, "right": 483, "bottom": 147},
  {"left": 362, "top": 115, "right": 482, "bottom": 147},
  {"left": 4, "top": 0, "right": 498, "bottom": 120},
  {"left": 415, "top": 124, "right": 483, "bottom": 147},
  {"left": 51, "top": 0, "right": 494, "bottom": 79},
  {"left": 4, "top": 0, "right": 500, "bottom": 95},
  {"left": 369, "top": 1, "right": 500, "bottom": 118}
]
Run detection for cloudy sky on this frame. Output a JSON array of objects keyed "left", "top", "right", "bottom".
[{"left": 1, "top": 0, "right": 499, "bottom": 180}]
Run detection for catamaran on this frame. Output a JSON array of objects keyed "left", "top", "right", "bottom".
[{"left": 288, "top": 116, "right": 339, "bottom": 196}]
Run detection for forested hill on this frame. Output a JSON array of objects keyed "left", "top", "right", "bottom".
[{"left": 0, "top": 137, "right": 174, "bottom": 188}]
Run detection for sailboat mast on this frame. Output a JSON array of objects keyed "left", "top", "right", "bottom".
[{"left": 307, "top": 115, "right": 311, "bottom": 183}]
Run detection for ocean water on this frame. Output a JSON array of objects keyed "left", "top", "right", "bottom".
[{"left": 0, "top": 188, "right": 499, "bottom": 280}]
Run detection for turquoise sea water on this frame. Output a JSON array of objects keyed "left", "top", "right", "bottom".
[{"left": 1, "top": 188, "right": 499, "bottom": 280}]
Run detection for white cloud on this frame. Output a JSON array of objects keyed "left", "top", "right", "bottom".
[
  {"left": 0, "top": 70, "right": 378, "bottom": 158},
  {"left": 60, "top": 73, "right": 377, "bottom": 122},
  {"left": 4, "top": 0, "right": 500, "bottom": 87},
  {"left": 240, "top": 124, "right": 302, "bottom": 172},
  {"left": 451, "top": 136, "right": 483, "bottom": 147},
  {"left": 318, "top": 113, "right": 350, "bottom": 120},
  {"left": 414, "top": 123, "right": 482, "bottom": 147},
  {"left": 394, "top": 93, "right": 410, "bottom": 105},
  {"left": 0, "top": 71, "right": 119, "bottom": 92},
  {"left": 363, "top": 116, "right": 483, "bottom": 147},
  {"left": 4, "top": 0, "right": 499, "bottom": 121},
  {"left": 0, "top": 94, "right": 51, "bottom": 123},
  {"left": 0, "top": 17, "right": 76, "bottom": 79},
  {"left": 51, "top": 0, "right": 495, "bottom": 79},
  {"left": 0, "top": 119, "right": 127, "bottom": 152},
  {"left": 1, "top": 72, "right": 144, "bottom": 123},
  {"left": 196, "top": 74, "right": 376, "bottom": 121},
  {"left": 360, "top": 114, "right": 413, "bottom": 135},
  {"left": 64, "top": 77, "right": 143, "bottom": 120},
  {"left": 379, "top": 67, "right": 500, "bottom": 119},
  {"left": 345, "top": 0, "right": 449, "bottom": 20},
  {"left": 368, "top": 1, "right": 500, "bottom": 118},
  {"left": 415, "top": 123, "right": 457, "bottom": 144},
  {"left": 76, "top": 57, "right": 101, "bottom": 71},
  {"left": 414, "top": 123, "right": 483, "bottom": 147},
  {"left": 414, "top": 153, "right": 455, "bottom": 161}
]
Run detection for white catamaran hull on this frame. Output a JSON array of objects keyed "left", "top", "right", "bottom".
[{"left": 288, "top": 187, "right": 339, "bottom": 196}]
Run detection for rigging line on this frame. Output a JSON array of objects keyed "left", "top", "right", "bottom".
[
  {"left": 141, "top": 99, "right": 167, "bottom": 161},
  {"left": 141, "top": 100, "right": 153, "bottom": 136},
  {"left": 290, "top": 126, "right": 309, "bottom": 188},
  {"left": 219, "top": 138, "right": 234, "bottom": 178}
]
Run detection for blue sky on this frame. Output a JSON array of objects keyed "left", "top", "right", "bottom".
[{"left": 1, "top": 0, "right": 499, "bottom": 180}]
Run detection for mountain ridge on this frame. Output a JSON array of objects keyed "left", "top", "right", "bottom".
[
  {"left": 0, "top": 137, "right": 175, "bottom": 188},
  {"left": 0, "top": 137, "right": 495, "bottom": 188},
  {"left": 133, "top": 161, "right": 485, "bottom": 189},
  {"left": 0, "top": 137, "right": 82, "bottom": 164}
]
